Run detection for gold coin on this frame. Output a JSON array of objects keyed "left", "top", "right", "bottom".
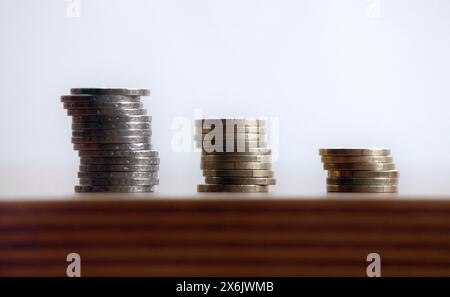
[
  {"left": 197, "top": 127, "right": 266, "bottom": 134},
  {"left": 203, "top": 170, "right": 274, "bottom": 177},
  {"left": 194, "top": 133, "right": 266, "bottom": 142},
  {"left": 327, "top": 185, "right": 398, "bottom": 193},
  {"left": 201, "top": 161, "right": 272, "bottom": 170},
  {"left": 326, "top": 177, "right": 398, "bottom": 185},
  {"left": 205, "top": 177, "right": 276, "bottom": 185},
  {"left": 201, "top": 154, "right": 272, "bottom": 162},
  {"left": 319, "top": 148, "right": 390, "bottom": 156},
  {"left": 324, "top": 163, "right": 395, "bottom": 171},
  {"left": 195, "top": 118, "right": 266, "bottom": 127},
  {"left": 321, "top": 156, "right": 393, "bottom": 164},
  {"left": 328, "top": 170, "right": 399, "bottom": 178},
  {"left": 198, "top": 142, "right": 268, "bottom": 153},
  {"left": 202, "top": 148, "right": 272, "bottom": 155},
  {"left": 197, "top": 184, "right": 269, "bottom": 193}
]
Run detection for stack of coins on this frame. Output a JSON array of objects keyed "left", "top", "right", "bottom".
[
  {"left": 195, "top": 118, "right": 276, "bottom": 193},
  {"left": 320, "top": 148, "right": 398, "bottom": 193},
  {"left": 62, "top": 88, "right": 159, "bottom": 193}
]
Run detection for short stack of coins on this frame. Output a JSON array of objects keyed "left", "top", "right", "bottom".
[
  {"left": 320, "top": 148, "right": 398, "bottom": 193},
  {"left": 61, "top": 88, "right": 159, "bottom": 193},
  {"left": 195, "top": 118, "right": 275, "bottom": 193}
]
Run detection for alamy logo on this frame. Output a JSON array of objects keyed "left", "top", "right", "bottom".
[
  {"left": 366, "top": 252, "right": 381, "bottom": 277},
  {"left": 66, "top": 253, "right": 81, "bottom": 277}
]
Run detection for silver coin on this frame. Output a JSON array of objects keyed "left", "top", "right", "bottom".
[
  {"left": 68, "top": 108, "right": 147, "bottom": 116},
  {"left": 80, "top": 157, "right": 160, "bottom": 165},
  {"left": 72, "top": 115, "right": 151, "bottom": 123},
  {"left": 74, "top": 143, "right": 152, "bottom": 151},
  {"left": 201, "top": 154, "right": 272, "bottom": 162},
  {"left": 79, "top": 178, "right": 159, "bottom": 186},
  {"left": 205, "top": 177, "right": 276, "bottom": 185},
  {"left": 61, "top": 95, "right": 141, "bottom": 103},
  {"left": 78, "top": 171, "right": 158, "bottom": 179},
  {"left": 72, "top": 122, "right": 151, "bottom": 130},
  {"left": 72, "top": 129, "right": 151, "bottom": 137},
  {"left": 201, "top": 161, "right": 272, "bottom": 170},
  {"left": 64, "top": 102, "right": 143, "bottom": 109},
  {"left": 72, "top": 135, "right": 151, "bottom": 144},
  {"left": 197, "top": 184, "right": 269, "bottom": 193},
  {"left": 75, "top": 185, "right": 155, "bottom": 193},
  {"left": 203, "top": 169, "right": 274, "bottom": 178},
  {"left": 201, "top": 148, "right": 272, "bottom": 155},
  {"left": 79, "top": 164, "right": 159, "bottom": 172},
  {"left": 70, "top": 88, "right": 150, "bottom": 96},
  {"left": 78, "top": 150, "right": 158, "bottom": 158}
]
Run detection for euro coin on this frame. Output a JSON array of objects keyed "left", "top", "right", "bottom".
[
  {"left": 327, "top": 184, "right": 398, "bottom": 193},
  {"left": 79, "top": 164, "right": 159, "bottom": 172},
  {"left": 327, "top": 170, "right": 399, "bottom": 178},
  {"left": 197, "top": 184, "right": 269, "bottom": 193},
  {"left": 324, "top": 163, "right": 395, "bottom": 171},
  {"left": 321, "top": 156, "right": 393, "bottom": 164},
  {"left": 68, "top": 108, "right": 147, "bottom": 116},
  {"left": 61, "top": 94, "right": 141, "bottom": 103},
  {"left": 78, "top": 150, "right": 158, "bottom": 158},
  {"left": 195, "top": 118, "right": 266, "bottom": 127},
  {"left": 72, "top": 129, "right": 151, "bottom": 137},
  {"left": 80, "top": 157, "right": 160, "bottom": 165},
  {"left": 72, "top": 135, "right": 151, "bottom": 144},
  {"left": 203, "top": 169, "right": 274, "bottom": 178},
  {"left": 198, "top": 127, "right": 266, "bottom": 134},
  {"left": 79, "top": 178, "right": 159, "bottom": 186},
  {"left": 78, "top": 171, "right": 158, "bottom": 179},
  {"left": 75, "top": 185, "right": 155, "bottom": 193},
  {"left": 200, "top": 161, "right": 272, "bottom": 170},
  {"left": 72, "top": 122, "right": 151, "bottom": 130},
  {"left": 205, "top": 177, "right": 276, "bottom": 185},
  {"left": 64, "top": 102, "right": 143, "bottom": 109},
  {"left": 202, "top": 148, "right": 272, "bottom": 155},
  {"left": 326, "top": 177, "right": 398, "bottom": 185},
  {"left": 201, "top": 154, "right": 272, "bottom": 162},
  {"left": 72, "top": 115, "right": 151, "bottom": 123},
  {"left": 319, "top": 148, "right": 390, "bottom": 156},
  {"left": 74, "top": 143, "right": 151, "bottom": 151},
  {"left": 70, "top": 88, "right": 150, "bottom": 96}
]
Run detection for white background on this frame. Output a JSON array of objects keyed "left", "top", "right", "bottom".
[{"left": 1, "top": 0, "right": 449, "bottom": 197}]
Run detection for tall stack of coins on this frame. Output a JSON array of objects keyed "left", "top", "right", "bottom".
[
  {"left": 320, "top": 148, "right": 398, "bottom": 193},
  {"left": 62, "top": 88, "right": 159, "bottom": 193},
  {"left": 195, "top": 118, "right": 276, "bottom": 193}
]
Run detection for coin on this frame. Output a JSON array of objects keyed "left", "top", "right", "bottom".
[
  {"left": 202, "top": 148, "right": 272, "bottom": 155},
  {"left": 72, "top": 122, "right": 151, "bottom": 130},
  {"left": 74, "top": 143, "right": 152, "bottom": 151},
  {"left": 324, "top": 163, "right": 395, "bottom": 171},
  {"left": 200, "top": 161, "right": 272, "bottom": 170},
  {"left": 201, "top": 154, "right": 272, "bottom": 162},
  {"left": 326, "top": 185, "right": 398, "bottom": 193},
  {"left": 80, "top": 157, "right": 160, "bottom": 165},
  {"left": 72, "top": 129, "right": 151, "bottom": 137},
  {"left": 203, "top": 170, "right": 274, "bottom": 177},
  {"left": 326, "top": 177, "right": 398, "bottom": 185},
  {"left": 197, "top": 184, "right": 269, "bottom": 193},
  {"left": 319, "top": 148, "right": 390, "bottom": 156},
  {"left": 70, "top": 88, "right": 150, "bottom": 96},
  {"left": 198, "top": 127, "right": 266, "bottom": 134},
  {"left": 205, "top": 177, "right": 276, "bottom": 185},
  {"left": 195, "top": 119, "right": 266, "bottom": 127},
  {"left": 64, "top": 102, "right": 143, "bottom": 109},
  {"left": 78, "top": 171, "right": 158, "bottom": 179},
  {"left": 79, "top": 178, "right": 159, "bottom": 186},
  {"left": 72, "top": 135, "right": 151, "bottom": 144},
  {"left": 61, "top": 95, "right": 141, "bottom": 103},
  {"left": 75, "top": 185, "right": 155, "bottom": 193},
  {"left": 68, "top": 108, "right": 147, "bottom": 116},
  {"left": 194, "top": 133, "right": 266, "bottom": 141},
  {"left": 79, "top": 164, "right": 159, "bottom": 172},
  {"left": 321, "top": 156, "right": 393, "bottom": 164},
  {"left": 198, "top": 141, "right": 268, "bottom": 152},
  {"left": 72, "top": 115, "right": 151, "bottom": 123},
  {"left": 78, "top": 150, "right": 159, "bottom": 158},
  {"left": 327, "top": 170, "right": 399, "bottom": 178}
]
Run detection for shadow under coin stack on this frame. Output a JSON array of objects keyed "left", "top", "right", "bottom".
[
  {"left": 196, "top": 118, "right": 276, "bottom": 193},
  {"left": 62, "top": 88, "right": 159, "bottom": 193},
  {"left": 320, "top": 148, "right": 398, "bottom": 193}
]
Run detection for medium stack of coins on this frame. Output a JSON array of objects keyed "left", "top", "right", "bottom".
[
  {"left": 62, "top": 88, "right": 159, "bottom": 193},
  {"left": 320, "top": 148, "right": 398, "bottom": 193},
  {"left": 195, "top": 118, "right": 276, "bottom": 193}
]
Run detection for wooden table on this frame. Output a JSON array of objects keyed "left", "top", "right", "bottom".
[{"left": 1, "top": 193, "right": 449, "bottom": 276}]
